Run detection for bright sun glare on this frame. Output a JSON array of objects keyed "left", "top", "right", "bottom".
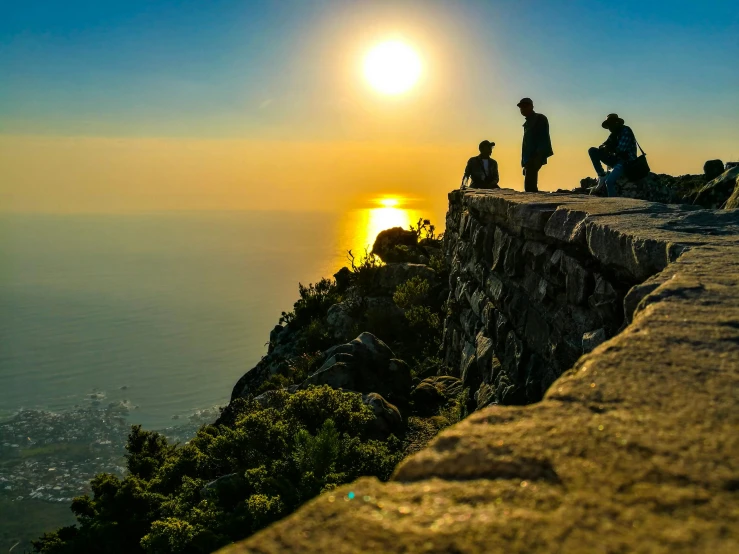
[{"left": 364, "top": 41, "right": 422, "bottom": 95}]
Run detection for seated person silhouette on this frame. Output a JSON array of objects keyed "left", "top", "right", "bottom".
[{"left": 462, "top": 140, "right": 500, "bottom": 189}]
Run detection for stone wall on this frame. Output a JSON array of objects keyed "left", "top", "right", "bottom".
[
  {"left": 220, "top": 190, "right": 739, "bottom": 554},
  {"left": 442, "top": 189, "right": 688, "bottom": 409}
]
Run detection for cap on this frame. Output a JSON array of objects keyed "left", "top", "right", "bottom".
[
  {"left": 479, "top": 140, "right": 496, "bottom": 150},
  {"left": 517, "top": 97, "right": 533, "bottom": 107}
]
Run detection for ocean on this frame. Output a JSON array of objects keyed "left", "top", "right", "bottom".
[{"left": 0, "top": 205, "right": 439, "bottom": 548}]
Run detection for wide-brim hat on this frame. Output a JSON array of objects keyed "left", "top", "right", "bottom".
[{"left": 602, "top": 113, "right": 625, "bottom": 129}]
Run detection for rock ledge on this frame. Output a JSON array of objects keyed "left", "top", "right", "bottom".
[{"left": 220, "top": 190, "right": 739, "bottom": 553}]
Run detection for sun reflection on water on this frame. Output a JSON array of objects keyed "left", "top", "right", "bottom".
[{"left": 336, "top": 197, "right": 424, "bottom": 267}]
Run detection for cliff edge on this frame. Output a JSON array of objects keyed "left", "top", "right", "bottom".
[{"left": 220, "top": 190, "right": 739, "bottom": 553}]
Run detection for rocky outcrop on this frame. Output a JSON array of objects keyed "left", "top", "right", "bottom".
[
  {"left": 727, "top": 184, "right": 739, "bottom": 210},
  {"left": 371, "top": 224, "right": 442, "bottom": 264},
  {"left": 695, "top": 166, "right": 739, "bottom": 209},
  {"left": 578, "top": 166, "right": 739, "bottom": 209},
  {"left": 230, "top": 324, "right": 301, "bottom": 400},
  {"left": 578, "top": 171, "right": 708, "bottom": 204},
  {"left": 230, "top": 262, "right": 438, "bottom": 401},
  {"left": 361, "top": 393, "right": 403, "bottom": 438},
  {"left": 371, "top": 227, "right": 426, "bottom": 263},
  {"left": 409, "top": 376, "right": 463, "bottom": 416},
  {"left": 221, "top": 189, "right": 739, "bottom": 554},
  {"left": 703, "top": 159, "right": 725, "bottom": 180},
  {"left": 441, "top": 190, "right": 736, "bottom": 409},
  {"left": 371, "top": 263, "right": 437, "bottom": 294},
  {"left": 299, "top": 332, "right": 412, "bottom": 406}
]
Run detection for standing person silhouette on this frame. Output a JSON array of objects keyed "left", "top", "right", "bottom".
[{"left": 518, "top": 98, "right": 553, "bottom": 192}]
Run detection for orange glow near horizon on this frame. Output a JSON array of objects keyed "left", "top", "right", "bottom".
[{"left": 347, "top": 204, "right": 422, "bottom": 259}]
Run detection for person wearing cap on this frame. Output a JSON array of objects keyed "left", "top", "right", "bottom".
[
  {"left": 518, "top": 98, "right": 553, "bottom": 192},
  {"left": 588, "top": 114, "right": 638, "bottom": 197},
  {"left": 462, "top": 140, "right": 500, "bottom": 189}
]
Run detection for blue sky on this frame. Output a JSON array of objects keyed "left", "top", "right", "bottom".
[
  {"left": 1, "top": 0, "right": 738, "bottom": 210},
  {"left": 2, "top": 0, "right": 737, "bottom": 139}
]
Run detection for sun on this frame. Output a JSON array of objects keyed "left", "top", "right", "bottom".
[
  {"left": 377, "top": 197, "right": 400, "bottom": 208},
  {"left": 363, "top": 40, "right": 422, "bottom": 95}
]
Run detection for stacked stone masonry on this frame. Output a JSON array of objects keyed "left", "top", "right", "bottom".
[
  {"left": 221, "top": 190, "right": 739, "bottom": 554},
  {"left": 442, "top": 189, "right": 685, "bottom": 409}
]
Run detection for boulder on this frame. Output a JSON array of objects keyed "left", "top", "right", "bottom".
[
  {"left": 362, "top": 393, "right": 403, "bottom": 438},
  {"left": 230, "top": 349, "right": 296, "bottom": 401},
  {"left": 581, "top": 172, "right": 708, "bottom": 204},
  {"left": 300, "top": 333, "right": 412, "bottom": 405},
  {"left": 410, "top": 376, "right": 463, "bottom": 416},
  {"left": 727, "top": 184, "right": 739, "bottom": 210},
  {"left": 722, "top": 171, "right": 739, "bottom": 210},
  {"left": 693, "top": 166, "right": 739, "bottom": 209},
  {"left": 373, "top": 263, "right": 437, "bottom": 293},
  {"left": 325, "top": 302, "right": 356, "bottom": 340},
  {"left": 372, "top": 227, "right": 424, "bottom": 263},
  {"left": 474, "top": 382, "right": 496, "bottom": 410},
  {"left": 703, "top": 159, "right": 725, "bottom": 180}
]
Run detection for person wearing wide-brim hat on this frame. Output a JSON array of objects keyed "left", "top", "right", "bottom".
[
  {"left": 462, "top": 140, "right": 500, "bottom": 189},
  {"left": 588, "top": 113, "right": 638, "bottom": 196}
]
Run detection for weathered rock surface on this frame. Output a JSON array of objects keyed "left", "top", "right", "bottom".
[
  {"left": 220, "top": 190, "right": 739, "bottom": 554},
  {"left": 727, "top": 184, "right": 739, "bottom": 210},
  {"left": 230, "top": 324, "right": 300, "bottom": 400},
  {"left": 580, "top": 171, "right": 709, "bottom": 205},
  {"left": 410, "top": 376, "right": 463, "bottom": 416},
  {"left": 694, "top": 166, "right": 739, "bottom": 209},
  {"left": 372, "top": 263, "right": 437, "bottom": 294},
  {"left": 372, "top": 227, "right": 426, "bottom": 263},
  {"left": 442, "top": 190, "right": 739, "bottom": 409},
  {"left": 299, "top": 332, "right": 412, "bottom": 406},
  {"left": 362, "top": 392, "right": 403, "bottom": 438},
  {"left": 325, "top": 302, "right": 357, "bottom": 340}
]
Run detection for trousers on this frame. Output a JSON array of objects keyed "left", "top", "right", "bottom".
[
  {"left": 523, "top": 160, "right": 543, "bottom": 192},
  {"left": 588, "top": 147, "right": 624, "bottom": 197}
]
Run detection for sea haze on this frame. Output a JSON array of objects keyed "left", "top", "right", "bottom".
[
  {"left": 0, "top": 210, "right": 363, "bottom": 426},
  {"left": 0, "top": 206, "right": 441, "bottom": 548}
]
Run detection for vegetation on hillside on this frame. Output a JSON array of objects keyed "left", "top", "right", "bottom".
[
  {"left": 33, "top": 220, "right": 461, "bottom": 554},
  {"left": 33, "top": 388, "right": 402, "bottom": 554}
]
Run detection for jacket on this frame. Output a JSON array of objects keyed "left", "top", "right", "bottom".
[
  {"left": 600, "top": 125, "right": 637, "bottom": 163},
  {"left": 463, "top": 156, "right": 500, "bottom": 188},
  {"left": 521, "top": 113, "right": 554, "bottom": 167}
]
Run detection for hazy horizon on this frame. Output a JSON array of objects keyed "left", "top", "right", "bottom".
[{"left": 2, "top": 0, "right": 738, "bottom": 213}]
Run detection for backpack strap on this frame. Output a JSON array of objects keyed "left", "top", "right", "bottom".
[{"left": 634, "top": 133, "right": 646, "bottom": 156}]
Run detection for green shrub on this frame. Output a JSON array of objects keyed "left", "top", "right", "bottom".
[
  {"left": 33, "top": 387, "right": 402, "bottom": 554},
  {"left": 298, "top": 318, "right": 336, "bottom": 352},
  {"left": 255, "top": 352, "right": 321, "bottom": 394},
  {"left": 392, "top": 277, "right": 442, "bottom": 360},
  {"left": 34, "top": 227, "right": 458, "bottom": 554},
  {"left": 428, "top": 253, "right": 446, "bottom": 274},
  {"left": 409, "top": 218, "right": 443, "bottom": 241},
  {"left": 393, "top": 276, "right": 431, "bottom": 309},
  {"left": 347, "top": 248, "right": 383, "bottom": 295},
  {"left": 292, "top": 278, "right": 342, "bottom": 327},
  {"left": 140, "top": 518, "right": 198, "bottom": 554}
]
